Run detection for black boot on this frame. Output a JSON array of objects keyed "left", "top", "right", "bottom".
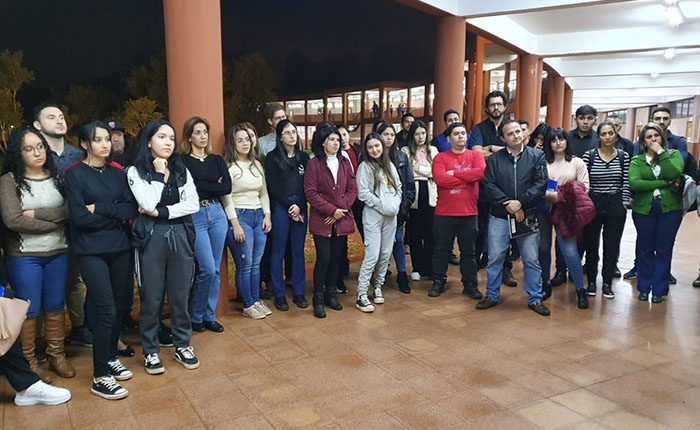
[
  {"left": 324, "top": 290, "right": 343, "bottom": 311},
  {"left": 551, "top": 270, "right": 567, "bottom": 287},
  {"left": 397, "top": 271, "right": 411, "bottom": 294},
  {"left": 462, "top": 283, "right": 483, "bottom": 300},
  {"left": 428, "top": 281, "right": 445, "bottom": 297},
  {"left": 312, "top": 292, "right": 326, "bottom": 318},
  {"left": 542, "top": 281, "right": 552, "bottom": 301},
  {"left": 576, "top": 288, "right": 589, "bottom": 309}
]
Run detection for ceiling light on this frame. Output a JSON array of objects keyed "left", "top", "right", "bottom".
[
  {"left": 663, "top": 48, "right": 676, "bottom": 60},
  {"left": 650, "top": 72, "right": 660, "bottom": 79},
  {"left": 665, "top": 4, "right": 685, "bottom": 27}
]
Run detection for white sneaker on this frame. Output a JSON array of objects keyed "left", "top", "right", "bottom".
[
  {"left": 410, "top": 272, "right": 421, "bottom": 281},
  {"left": 15, "top": 380, "right": 71, "bottom": 406},
  {"left": 243, "top": 305, "right": 266, "bottom": 319},
  {"left": 356, "top": 295, "right": 375, "bottom": 313},
  {"left": 373, "top": 287, "right": 385, "bottom": 304},
  {"left": 255, "top": 301, "right": 272, "bottom": 316}
]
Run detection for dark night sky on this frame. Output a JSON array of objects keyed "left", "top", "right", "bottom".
[{"left": 1, "top": 0, "right": 436, "bottom": 106}]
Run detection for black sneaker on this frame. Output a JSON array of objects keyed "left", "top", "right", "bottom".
[
  {"left": 476, "top": 297, "right": 498, "bottom": 310},
  {"left": 69, "top": 325, "right": 93, "bottom": 347},
  {"left": 528, "top": 302, "right": 551, "bottom": 316},
  {"left": 204, "top": 320, "right": 224, "bottom": 333},
  {"left": 144, "top": 353, "right": 165, "bottom": 375},
  {"left": 336, "top": 281, "right": 348, "bottom": 294},
  {"left": 551, "top": 271, "right": 567, "bottom": 287},
  {"left": 586, "top": 282, "right": 597, "bottom": 296},
  {"left": 355, "top": 295, "right": 375, "bottom": 313},
  {"left": 668, "top": 274, "right": 677, "bottom": 285},
  {"left": 576, "top": 289, "right": 589, "bottom": 309},
  {"left": 623, "top": 268, "right": 637, "bottom": 280},
  {"left": 91, "top": 375, "right": 128, "bottom": 400},
  {"left": 427, "top": 282, "right": 445, "bottom": 297},
  {"left": 274, "top": 296, "right": 289, "bottom": 311},
  {"left": 158, "top": 325, "right": 174, "bottom": 348},
  {"left": 292, "top": 295, "right": 308, "bottom": 309},
  {"left": 612, "top": 267, "right": 622, "bottom": 279},
  {"left": 107, "top": 358, "right": 133, "bottom": 381},
  {"left": 602, "top": 283, "right": 615, "bottom": 299},
  {"left": 191, "top": 322, "right": 205, "bottom": 332},
  {"left": 462, "top": 284, "right": 483, "bottom": 300},
  {"left": 397, "top": 272, "right": 411, "bottom": 294},
  {"left": 175, "top": 346, "right": 200, "bottom": 370}
]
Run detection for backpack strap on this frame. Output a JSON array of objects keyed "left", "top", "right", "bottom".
[
  {"left": 585, "top": 148, "right": 597, "bottom": 174},
  {"left": 617, "top": 148, "right": 624, "bottom": 172}
]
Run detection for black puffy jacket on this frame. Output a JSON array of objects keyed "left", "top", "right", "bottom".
[
  {"left": 483, "top": 145, "right": 547, "bottom": 219},
  {"left": 392, "top": 148, "right": 416, "bottom": 224}
]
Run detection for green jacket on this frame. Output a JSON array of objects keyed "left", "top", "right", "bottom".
[{"left": 629, "top": 149, "right": 683, "bottom": 215}]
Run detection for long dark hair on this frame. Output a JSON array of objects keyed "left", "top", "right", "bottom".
[
  {"left": 132, "top": 119, "right": 187, "bottom": 181},
  {"left": 543, "top": 127, "right": 572, "bottom": 163},
  {"left": 362, "top": 132, "right": 397, "bottom": 194},
  {"left": 310, "top": 123, "right": 340, "bottom": 161},
  {"left": 529, "top": 122, "right": 550, "bottom": 148},
  {"left": 1, "top": 127, "right": 62, "bottom": 198},
  {"left": 271, "top": 119, "right": 304, "bottom": 168},
  {"left": 225, "top": 123, "right": 263, "bottom": 178},
  {"left": 405, "top": 120, "right": 432, "bottom": 165},
  {"left": 373, "top": 120, "right": 400, "bottom": 166}
]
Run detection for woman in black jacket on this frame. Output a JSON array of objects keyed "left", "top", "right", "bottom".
[{"left": 373, "top": 120, "right": 415, "bottom": 293}]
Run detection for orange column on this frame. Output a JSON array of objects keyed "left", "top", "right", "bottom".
[
  {"left": 163, "top": 0, "right": 228, "bottom": 316},
  {"left": 546, "top": 75, "right": 565, "bottom": 128},
  {"left": 562, "top": 84, "right": 574, "bottom": 130},
  {"left": 517, "top": 54, "right": 540, "bottom": 130},
  {"left": 535, "top": 58, "right": 544, "bottom": 123},
  {"left": 472, "top": 36, "right": 485, "bottom": 125},
  {"left": 503, "top": 62, "right": 511, "bottom": 100},
  {"left": 433, "top": 16, "right": 466, "bottom": 133}
]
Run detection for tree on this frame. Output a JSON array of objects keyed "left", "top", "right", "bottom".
[
  {"left": 121, "top": 97, "right": 163, "bottom": 138},
  {"left": 63, "top": 84, "right": 114, "bottom": 130},
  {"left": 0, "top": 50, "right": 35, "bottom": 147},
  {"left": 125, "top": 53, "right": 168, "bottom": 115},
  {"left": 224, "top": 53, "right": 278, "bottom": 134}
]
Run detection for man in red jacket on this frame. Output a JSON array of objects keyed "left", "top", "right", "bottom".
[{"left": 429, "top": 122, "right": 486, "bottom": 298}]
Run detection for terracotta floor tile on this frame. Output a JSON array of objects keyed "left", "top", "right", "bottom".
[
  {"left": 574, "top": 353, "right": 645, "bottom": 378},
  {"left": 435, "top": 389, "right": 505, "bottom": 421},
  {"left": 403, "top": 372, "right": 469, "bottom": 401},
  {"left": 463, "top": 409, "right": 543, "bottom": 430},
  {"left": 375, "top": 357, "right": 434, "bottom": 380},
  {"left": 190, "top": 393, "right": 261, "bottom": 425},
  {"left": 474, "top": 380, "right": 543, "bottom": 407},
  {"left": 517, "top": 399, "right": 587, "bottom": 430},
  {"left": 348, "top": 341, "right": 407, "bottom": 362},
  {"left": 337, "top": 411, "right": 408, "bottom": 429},
  {"left": 395, "top": 337, "right": 439, "bottom": 353},
  {"left": 613, "top": 347, "right": 674, "bottom": 367},
  {"left": 133, "top": 403, "right": 203, "bottom": 430},
  {"left": 547, "top": 341, "right": 601, "bottom": 360},
  {"left": 209, "top": 414, "right": 275, "bottom": 430},
  {"left": 258, "top": 343, "right": 311, "bottom": 364},
  {"left": 513, "top": 370, "right": 579, "bottom": 397},
  {"left": 267, "top": 404, "right": 332, "bottom": 429},
  {"left": 654, "top": 357, "right": 700, "bottom": 385},
  {"left": 550, "top": 388, "right": 620, "bottom": 418},
  {"left": 4, "top": 403, "right": 72, "bottom": 430},
  {"left": 546, "top": 361, "right": 609, "bottom": 386},
  {"left": 387, "top": 399, "right": 464, "bottom": 430},
  {"left": 598, "top": 410, "right": 671, "bottom": 430}
]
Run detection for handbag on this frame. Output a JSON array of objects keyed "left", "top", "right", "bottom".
[{"left": 0, "top": 296, "right": 30, "bottom": 356}]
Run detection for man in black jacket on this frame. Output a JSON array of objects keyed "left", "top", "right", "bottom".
[{"left": 476, "top": 119, "right": 550, "bottom": 316}]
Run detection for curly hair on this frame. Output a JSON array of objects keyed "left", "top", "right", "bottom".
[{"left": 1, "top": 127, "right": 63, "bottom": 198}]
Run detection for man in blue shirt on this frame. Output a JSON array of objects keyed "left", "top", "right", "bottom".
[{"left": 431, "top": 109, "right": 462, "bottom": 153}]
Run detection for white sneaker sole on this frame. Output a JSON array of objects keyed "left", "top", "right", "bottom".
[
  {"left": 15, "top": 392, "right": 71, "bottom": 406},
  {"left": 112, "top": 371, "right": 133, "bottom": 381},
  {"left": 373, "top": 297, "right": 384, "bottom": 304},
  {"left": 90, "top": 387, "right": 128, "bottom": 400},
  {"left": 145, "top": 366, "right": 165, "bottom": 375},
  {"left": 356, "top": 304, "right": 375, "bottom": 313},
  {"left": 175, "top": 357, "right": 200, "bottom": 370}
]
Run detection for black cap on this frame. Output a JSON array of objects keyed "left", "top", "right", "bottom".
[{"left": 107, "top": 121, "right": 124, "bottom": 132}]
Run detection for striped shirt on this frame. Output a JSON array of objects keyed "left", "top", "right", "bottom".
[{"left": 581, "top": 149, "right": 631, "bottom": 204}]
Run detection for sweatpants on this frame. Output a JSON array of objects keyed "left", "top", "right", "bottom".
[
  {"left": 139, "top": 223, "right": 195, "bottom": 355},
  {"left": 357, "top": 208, "right": 396, "bottom": 296}
]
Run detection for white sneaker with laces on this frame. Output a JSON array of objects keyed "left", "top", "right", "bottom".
[
  {"left": 373, "top": 287, "right": 385, "bottom": 304},
  {"left": 356, "top": 295, "right": 375, "bottom": 313},
  {"left": 15, "top": 381, "right": 71, "bottom": 406}
]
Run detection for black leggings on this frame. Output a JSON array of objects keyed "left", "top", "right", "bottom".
[
  {"left": 312, "top": 233, "right": 346, "bottom": 295},
  {"left": 79, "top": 250, "right": 132, "bottom": 377}
]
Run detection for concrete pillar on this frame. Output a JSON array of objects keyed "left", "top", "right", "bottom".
[
  {"left": 433, "top": 16, "right": 466, "bottom": 133},
  {"left": 535, "top": 58, "right": 544, "bottom": 122},
  {"left": 465, "top": 33, "right": 477, "bottom": 130},
  {"left": 472, "top": 36, "right": 486, "bottom": 125},
  {"left": 503, "top": 62, "right": 512, "bottom": 99},
  {"left": 517, "top": 54, "right": 540, "bottom": 129},
  {"left": 163, "top": 0, "right": 228, "bottom": 316},
  {"left": 562, "top": 84, "right": 574, "bottom": 130},
  {"left": 513, "top": 58, "right": 521, "bottom": 119},
  {"left": 482, "top": 70, "right": 491, "bottom": 101},
  {"left": 545, "top": 75, "right": 565, "bottom": 128}
]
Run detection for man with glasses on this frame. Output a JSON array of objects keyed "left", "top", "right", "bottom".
[
  {"left": 568, "top": 104, "right": 598, "bottom": 157},
  {"left": 259, "top": 102, "right": 287, "bottom": 155}
]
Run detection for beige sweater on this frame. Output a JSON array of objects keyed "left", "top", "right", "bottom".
[
  {"left": 546, "top": 156, "right": 590, "bottom": 192},
  {"left": 0, "top": 173, "right": 68, "bottom": 257},
  {"left": 221, "top": 160, "right": 271, "bottom": 219}
]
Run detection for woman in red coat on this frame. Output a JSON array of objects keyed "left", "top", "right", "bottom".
[{"left": 304, "top": 124, "right": 357, "bottom": 318}]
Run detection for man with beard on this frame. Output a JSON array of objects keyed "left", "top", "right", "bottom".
[
  {"left": 32, "top": 104, "right": 92, "bottom": 347},
  {"left": 468, "top": 91, "right": 517, "bottom": 287}
]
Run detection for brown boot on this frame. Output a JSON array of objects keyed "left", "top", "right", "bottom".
[
  {"left": 44, "top": 311, "right": 76, "bottom": 378},
  {"left": 19, "top": 319, "right": 53, "bottom": 384}
]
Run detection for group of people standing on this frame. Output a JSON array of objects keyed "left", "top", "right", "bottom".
[{"left": 0, "top": 94, "right": 692, "bottom": 407}]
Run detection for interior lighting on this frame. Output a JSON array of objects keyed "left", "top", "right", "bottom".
[
  {"left": 664, "top": 2, "right": 686, "bottom": 27},
  {"left": 650, "top": 72, "right": 660, "bottom": 79},
  {"left": 663, "top": 48, "right": 676, "bottom": 60}
]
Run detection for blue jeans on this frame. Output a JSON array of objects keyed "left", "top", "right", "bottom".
[
  {"left": 230, "top": 209, "right": 267, "bottom": 308},
  {"left": 632, "top": 200, "right": 682, "bottom": 297},
  {"left": 538, "top": 214, "right": 584, "bottom": 290},
  {"left": 190, "top": 203, "right": 228, "bottom": 324},
  {"left": 270, "top": 203, "right": 307, "bottom": 297},
  {"left": 8, "top": 253, "right": 69, "bottom": 318},
  {"left": 392, "top": 224, "right": 407, "bottom": 273},
  {"left": 485, "top": 216, "right": 543, "bottom": 305}
]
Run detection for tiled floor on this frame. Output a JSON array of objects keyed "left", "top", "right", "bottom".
[{"left": 3, "top": 213, "right": 700, "bottom": 429}]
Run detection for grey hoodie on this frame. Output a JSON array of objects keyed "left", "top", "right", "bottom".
[{"left": 356, "top": 161, "right": 402, "bottom": 217}]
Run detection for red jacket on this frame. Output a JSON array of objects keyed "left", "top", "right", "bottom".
[
  {"left": 304, "top": 156, "right": 357, "bottom": 237},
  {"left": 432, "top": 149, "right": 485, "bottom": 216},
  {"left": 551, "top": 181, "right": 595, "bottom": 239}
]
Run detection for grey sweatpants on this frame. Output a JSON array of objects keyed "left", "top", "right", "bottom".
[
  {"left": 138, "top": 223, "right": 195, "bottom": 354},
  {"left": 357, "top": 208, "right": 397, "bottom": 296}
]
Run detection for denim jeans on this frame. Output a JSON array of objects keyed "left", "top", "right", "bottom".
[
  {"left": 392, "top": 224, "right": 407, "bottom": 273},
  {"left": 485, "top": 216, "right": 543, "bottom": 305},
  {"left": 538, "top": 213, "right": 584, "bottom": 290},
  {"left": 632, "top": 200, "right": 682, "bottom": 297},
  {"left": 190, "top": 203, "right": 228, "bottom": 324},
  {"left": 230, "top": 209, "right": 267, "bottom": 308},
  {"left": 8, "top": 253, "right": 69, "bottom": 319},
  {"left": 270, "top": 203, "right": 307, "bottom": 297}
]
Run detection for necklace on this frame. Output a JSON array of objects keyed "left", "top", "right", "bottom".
[
  {"left": 190, "top": 153, "right": 207, "bottom": 162},
  {"left": 88, "top": 164, "right": 106, "bottom": 173}
]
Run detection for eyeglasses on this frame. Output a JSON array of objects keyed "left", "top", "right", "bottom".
[
  {"left": 282, "top": 130, "right": 297, "bottom": 136},
  {"left": 22, "top": 143, "right": 47, "bottom": 153}
]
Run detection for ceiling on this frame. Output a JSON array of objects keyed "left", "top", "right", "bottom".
[{"left": 401, "top": 0, "right": 700, "bottom": 111}]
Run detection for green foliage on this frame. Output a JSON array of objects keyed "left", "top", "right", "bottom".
[
  {"left": 0, "top": 50, "right": 35, "bottom": 146},
  {"left": 122, "top": 97, "right": 163, "bottom": 138},
  {"left": 126, "top": 54, "right": 168, "bottom": 115},
  {"left": 224, "top": 53, "right": 278, "bottom": 134},
  {"left": 63, "top": 84, "right": 114, "bottom": 130}
]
